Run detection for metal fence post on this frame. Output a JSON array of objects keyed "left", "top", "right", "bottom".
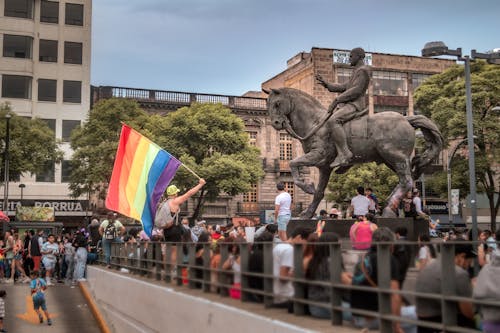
[
  {"left": 219, "top": 243, "right": 229, "bottom": 297},
  {"left": 441, "top": 242, "right": 457, "bottom": 328},
  {"left": 263, "top": 242, "right": 274, "bottom": 307},
  {"left": 176, "top": 243, "right": 183, "bottom": 285},
  {"left": 330, "top": 242, "right": 343, "bottom": 325},
  {"left": 240, "top": 243, "right": 250, "bottom": 302},
  {"left": 377, "top": 243, "right": 393, "bottom": 333},
  {"left": 293, "top": 243, "right": 306, "bottom": 315},
  {"left": 154, "top": 242, "right": 161, "bottom": 281},
  {"left": 203, "top": 243, "right": 211, "bottom": 292}
]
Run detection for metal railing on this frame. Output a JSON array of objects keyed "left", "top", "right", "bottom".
[
  {"left": 93, "top": 86, "right": 267, "bottom": 110},
  {"left": 102, "top": 239, "right": 498, "bottom": 333}
]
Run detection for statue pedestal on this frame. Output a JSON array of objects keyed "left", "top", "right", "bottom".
[{"left": 287, "top": 217, "right": 428, "bottom": 241}]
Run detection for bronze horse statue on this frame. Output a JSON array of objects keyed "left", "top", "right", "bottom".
[{"left": 265, "top": 88, "right": 443, "bottom": 218}]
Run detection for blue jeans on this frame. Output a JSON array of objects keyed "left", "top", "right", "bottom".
[
  {"left": 277, "top": 214, "right": 291, "bottom": 231},
  {"left": 102, "top": 237, "right": 122, "bottom": 265},
  {"left": 74, "top": 247, "right": 87, "bottom": 280}
]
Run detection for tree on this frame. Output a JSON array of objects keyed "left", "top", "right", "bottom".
[
  {"left": 69, "top": 98, "right": 151, "bottom": 199},
  {"left": 414, "top": 61, "right": 500, "bottom": 231},
  {"left": 325, "top": 162, "right": 399, "bottom": 212},
  {"left": 0, "top": 103, "right": 63, "bottom": 181},
  {"left": 147, "top": 103, "right": 264, "bottom": 220}
]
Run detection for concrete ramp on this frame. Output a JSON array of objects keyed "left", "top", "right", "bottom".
[{"left": 86, "top": 266, "right": 359, "bottom": 333}]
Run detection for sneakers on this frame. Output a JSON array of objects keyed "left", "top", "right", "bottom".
[
  {"left": 47, "top": 318, "right": 52, "bottom": 326},
  {"left": 4, "top": 279, "right": 13, "bottom": 284},
  {"left": 46, "top": 280, "right": 53, "bottom": 286},
  {"left": 39, "top": 314, "right": 44, "bottom": 324}
]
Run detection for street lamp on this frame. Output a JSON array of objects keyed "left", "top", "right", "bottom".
[
  {"left": 422, "top": 41, "right": 500, "bottom": 258},
  {"left": 2, "top": 113, "right": 11, "bottom": 234},
  {"left": 19, "top": 183, "right": 26, "bottom": 203},
  {"left": 446, "top": 137, "right": 471, "bottom": 224}
]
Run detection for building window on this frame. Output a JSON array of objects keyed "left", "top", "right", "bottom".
[
  {"left": 40, "top": 118, "right": 56, "bottom": 137},
  {"left": 40, "top": 0, "right": 59, "bottom": 23},
  {"left": 336, "top": 67, "right": 353, "bottom": 84},
  {"left": 279, "top": 132, "right": 293, "bottom": 161},
  {"left": 284, "top": 181, "right": 295, "bottom": 201},
  {"left": 64, "top": 42, "right": 82, "bottom": 64},
  {"left": 374, "top": 105, "right": 408, "bottom": 116},
  {"left": 38, "top": 79, "right": 57, "bottom": 102},
  {"left": 247, "top": 131, "right": 257, "bottom": 146},
  {"left": 63, "top": 80, "right": 81, "bottom": 103},
  {"left": 243, "top": 183, "right": 258, "bottom": 203},
  {"left": 65, "top": 3, "right": 84, "bottom": 26},
  {"left": 36, "top": 161, "right": 55, "bottom": 182},
  {"left": 373, "top": 71, "right": 408, "bottom": 96},
  {"left": 4, "top": 0, "right": 34, "bottom": 19},
  {"left": 62, "top": 120, "right": 80, "bottom": 142},
  {"left": 2, "top": 35, "right": 33, "bottom": 59},
  {"left": 411, "top": 73, "right": 432, "bottom": 92},
  {"left": 61, "top": 160, "right": 72, "bottom": 182},
  {"left": 39, "top": 39, "right": 58, "bottom": 62},
  {"left": 1, "top": 75, "right": 32, "bottom": 99}
]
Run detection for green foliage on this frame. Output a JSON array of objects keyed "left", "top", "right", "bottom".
[
  {"left": 326, "top": 162, "right": 398, "bottom": 207},
  {"left": 69, "top": 98, "right": 150, "bottom": 198},
  {"left": 149, "top": 103, "right": 264, "bottom": 218},
  {"left": 70, "top": 100, "right": 264, "bottom": 220},
  {"left": 414, "top": 61, "right": 500, "bottom": 228},
  {"left": 0, "top": 103, "right": 63, "bottom": 180}
]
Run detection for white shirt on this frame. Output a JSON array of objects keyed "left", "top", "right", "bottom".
[
  {"left": 413, "top": 196, "right": 423, "bottom": 214},
  {"left": 275, "top": 192, "right": 292, "bottom": 216},
  {"left": 273, "top": 243, "right": 294, "bottom": 303},
  {"left": 351, "top": 194, "right": 371, "bottom": 216}
]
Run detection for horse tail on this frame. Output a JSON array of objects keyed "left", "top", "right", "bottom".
[{"left": 406, "top": 115, "right": 444, "bottom": 179}]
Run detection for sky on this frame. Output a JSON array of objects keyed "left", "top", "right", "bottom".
[{"left": 91, "top": 0, "right": 500, "bottom": 96}]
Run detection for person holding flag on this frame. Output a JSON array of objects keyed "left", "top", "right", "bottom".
[{"left": 155, "top": 178, "right": 206, "bottom": 264}]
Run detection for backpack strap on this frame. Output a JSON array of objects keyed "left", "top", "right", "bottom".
[{"left": 360, "top": 254, "right": 377, "bottom": 288}]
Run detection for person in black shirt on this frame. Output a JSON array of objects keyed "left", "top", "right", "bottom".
[{"left": 350, "top": 227, "right": 404, "bottom": 333}]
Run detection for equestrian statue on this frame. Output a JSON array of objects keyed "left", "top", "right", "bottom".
[{"left": 264, "top": 47, "right": 443, "bottom": 218}]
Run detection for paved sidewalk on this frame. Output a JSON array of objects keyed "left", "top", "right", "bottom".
[{"left": 2, "top": 281, "right": 100, "bottom": 333}]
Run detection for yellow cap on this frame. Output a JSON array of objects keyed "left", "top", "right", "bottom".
[{"left": 166, "top": 185, "right": 180, "bottom": 196}]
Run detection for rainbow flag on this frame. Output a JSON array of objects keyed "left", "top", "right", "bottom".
[{"left": 105, "top": 124, "right": 181, "bottom": 236}]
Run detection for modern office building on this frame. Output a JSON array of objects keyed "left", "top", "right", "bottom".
[{"left": 0, "top": 0, "right": 92, "bottom": 224}]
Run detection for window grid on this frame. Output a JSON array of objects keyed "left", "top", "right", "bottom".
[
  {"left": 284, "top": 182, "right": 295, "bottom": 202},
  {"left": 373, "top": 71, "right": 408, "bottom": 96},
  {"left": 242, "top": 184, "right": 258, "bottom": 203},
  {"left": 279, "top": 132, "right": 293, "bottom": 161},
  {"left": 40, "top": 0, "right": 59, "bottom": 23},
  {"left": 247, "top": 131, "right": 257, "bottom": 146},
  {"left": 336, "top": 67, "right": 353, "bottom": 84},
  {"left": 411, "top": 73, "right": 432, "bottom": 92},
  {"left": 39, "top": 39, "right": 58, "bottom": 62}
]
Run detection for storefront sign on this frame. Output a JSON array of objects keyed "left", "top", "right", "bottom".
[
  {"left": 333, "top": 50, "right": 373, "bottom": 66},
  {"left": 0, "top": 200, "right": 90, "bottom": 216}
]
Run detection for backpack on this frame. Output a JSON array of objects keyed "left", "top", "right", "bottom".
[
  {"left": 352, "top": 254, "right": 377, "bottom": 287},
  {"left": 104, "top": 220, "right": 117, "bottom": 240}
]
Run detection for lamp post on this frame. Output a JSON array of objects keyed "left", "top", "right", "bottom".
[
  {"left": 19, "top": 183, "right": 26, "bottom": 203},
  {"left": 446, "top": 137, "right": 470, "bottom": 224},
  {"left": 2, "top": 113, "right": 11, "bottom": 234},
  {"left": 422, "top": 42, "right": 500, "bottom": 244}
]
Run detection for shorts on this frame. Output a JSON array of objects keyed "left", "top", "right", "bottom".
[
  {"left": 33, "top": 295, "right": 47, "bottom": 311},
  {"left": 14, "top": 254, "right": 22, "bottom": 260},
  {"left": 164, "top": 224, "right": 182, "bottom": 243},
  {"left": 277, "top": 214, "right": 291, "bottom": 231},
  {"left": 42, "top": 257, "right": 56, "bottom": 270}
]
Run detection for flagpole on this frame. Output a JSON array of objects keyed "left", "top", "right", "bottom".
[{"left": 181, "top": 163, "right": 201, "bottom": 180}]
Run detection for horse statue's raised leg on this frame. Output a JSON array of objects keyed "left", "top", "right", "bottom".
[
  {"left": 299, "top": 165, "right": 333, "bottom": 218},
  {"left": 381, "top": 155, "right": 413, "bottom": 217}
]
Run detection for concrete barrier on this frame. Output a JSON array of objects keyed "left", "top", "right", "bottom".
[{"left": 86, "top": 266, "right": 320, "bottom": 333}]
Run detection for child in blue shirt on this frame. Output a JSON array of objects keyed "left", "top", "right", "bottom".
[{"left": 29, "top": 271, "right": 52, "bottom": 326}]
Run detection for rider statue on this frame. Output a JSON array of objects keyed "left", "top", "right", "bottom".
[{"left": 315, "top": 47, "right": 371, "bottom": 168}]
